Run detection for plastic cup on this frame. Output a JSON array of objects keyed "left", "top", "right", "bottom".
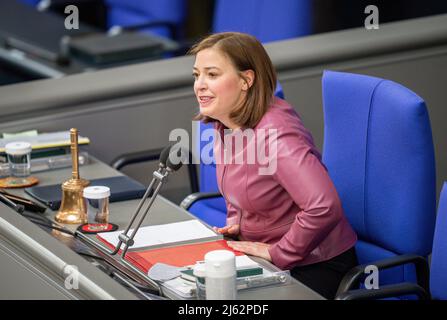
[
  {"left": 5, "top": 142, "right": 32, "bottom": 178},
  {"left": 83, "top": 186, "right": 110, "bottom": 231},
  {"left": 193, "top": 261, "right": 207, "bottom": 300}
]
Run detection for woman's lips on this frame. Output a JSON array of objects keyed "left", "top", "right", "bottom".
[{"left": 199, "top": 96, "right": 214, "bottom": 108}]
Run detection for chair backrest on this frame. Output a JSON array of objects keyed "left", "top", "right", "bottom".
[
  {"left": 322, "top": 70, "right": 436, "bottom": 286},
  {"left": 213, "top": 0, "right": 312, "bottom": 42},
  {"left": 430, "top": 182, "right": 447, "bottom": 299},
  {"left": 105, "top": 0, "right": 186, "bottom": 39}
]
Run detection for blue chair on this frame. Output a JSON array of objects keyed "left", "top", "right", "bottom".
[
  {"left": 321, "top": 70, "right": 436, "bottom": 298},
  {"left": 180, "top": 84, "right": 285, "bottom": 227},
  {"left": 213, "top": 0, "right": 312, "bottom": 43},
  {"left": 429, "top": 182, "right": 447, "bottom": 299},
  {"left": 336, "top": 182, "right": 447, "bottom": 300},
  {"left": 105, "top": 0, "right": 186, "bottom": 40}
]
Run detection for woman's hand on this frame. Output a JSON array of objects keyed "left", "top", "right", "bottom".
[
  {"left": 213, "top": 224, "right": 240, "bottom": 237},
  {"left": 227, "top": 241, "right": 272, "bottom": 262}
]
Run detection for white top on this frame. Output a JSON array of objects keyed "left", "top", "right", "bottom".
[
  {"left": 193, "top": 261, "right": 206, "bottom": 278},
  {"left": 5, "top": 142, "right": 32, "bottom": 155},
  {"left": 204, "top": 250, "right": 236, "bottom": 278},
  {"left": 83, "top": 186, "right": 110, "bottom": 199}
]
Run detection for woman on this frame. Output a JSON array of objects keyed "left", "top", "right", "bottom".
[{"left": 190, "top": 32, "right": 358, "bottom": 299}]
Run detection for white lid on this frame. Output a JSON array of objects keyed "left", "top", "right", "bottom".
[
  {"left": 83, "top": 186, "right": 110, "bottom": 199},
  {"left": 204, "top": 250, "right": 236, "bottom": 278},
  {"left": 5, "top": 142, "right": 32, "bottom": 155},
  {"left": 193, "top": 261, "right": 206, "bottom": 278}
]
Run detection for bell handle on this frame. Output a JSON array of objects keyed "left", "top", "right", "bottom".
[{"left": 70, "top": 128, "right": 80, "bottom": 180}]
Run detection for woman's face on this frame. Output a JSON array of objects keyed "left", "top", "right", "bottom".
[{"left": 193, "top": 48, "right": 249, "bottom": 129}]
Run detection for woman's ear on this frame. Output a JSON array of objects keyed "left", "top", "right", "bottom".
[{"left": 241, "top": 70, "right": 255, "bottom": 91}]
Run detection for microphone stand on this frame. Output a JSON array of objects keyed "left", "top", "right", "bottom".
[
  {"left": 77, "top": 146, "right": 185, "bottom": 294},
  {"left": 117, "top": 165, "right": 171, "bottom": 258}
]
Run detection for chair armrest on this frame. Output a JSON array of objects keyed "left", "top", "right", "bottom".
[
  {"left": 336, "top": 254, "right": 430, "bottom": 297},
  {"left": 335, "top": 282, "right": 430, "bottom": 300},
  {"left": 111, "top": 148, "right": 165, "bottom": 170},
  {"left": 180, "top": 192, "right": 223, "bottom": 210},
  {"left": 110, "top": 148, "right": 199, "bottom": 194}
]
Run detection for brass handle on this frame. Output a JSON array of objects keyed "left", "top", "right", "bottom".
[{"left": 70, "top": 128, "right": 79, "bottom": 180}]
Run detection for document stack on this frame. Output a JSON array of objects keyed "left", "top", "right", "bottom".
[
  {"left": 0, "top": 131, "right": 90, "bottom": 177},
  {"left": 0, "top": 130, "right": 90, "bottom": 160}
]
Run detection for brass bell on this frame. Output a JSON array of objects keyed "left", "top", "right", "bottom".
[{"left": 55, "top": 128, "right": 89, "bottom": 224}]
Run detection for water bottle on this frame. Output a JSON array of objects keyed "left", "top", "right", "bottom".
[{"left": 204, "top": 250, "right": 237, "bottom": 300}]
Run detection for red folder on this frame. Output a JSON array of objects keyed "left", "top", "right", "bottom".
[{"left": 98, "top": 236, "right": 243, "bottom": 273}]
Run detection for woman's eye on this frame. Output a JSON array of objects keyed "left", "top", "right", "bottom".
[
  {"left": 192, "top": 73, "right": 198, "bottom": 80},
  {"left": 208, "top": 73, "right": 217, "bottom": 78}
]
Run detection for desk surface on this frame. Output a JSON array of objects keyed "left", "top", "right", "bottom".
[{"left": 3, "top": 157, "right": 323, "bottom": 300}]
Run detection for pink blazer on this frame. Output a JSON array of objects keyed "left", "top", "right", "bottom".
[{"left": 214, "top": 97, "right": 357, "bottom": 270}]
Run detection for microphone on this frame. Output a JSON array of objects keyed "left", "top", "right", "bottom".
[
  {"left": 165, "top": 144, "right": 186, "bottom": 172},
  {"left": 77, "top": 144, "right": 188, "bottom": 294},
  {"left": 158, "top": 145, "right": 172, "bottom": 168},
  {"left": 109, "top": 144, "right": 185, "bottom": 257},
  {"left": 166, "top": 157, "right": 183, "bottom": 172}
]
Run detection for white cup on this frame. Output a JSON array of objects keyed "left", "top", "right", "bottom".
[
  {"left": 5, "top": 142, "right": 32, "bottom": 178},
  {"left": 83, "top": 186, "right": 110, "bottom": 231},
  {"left": 193, "top": 261, "right": 207, "bottom": 300}
]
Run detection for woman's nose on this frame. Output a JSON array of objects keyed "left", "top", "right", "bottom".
[{"left": 195, "top": 76, "right": 207, "bottom": 90}]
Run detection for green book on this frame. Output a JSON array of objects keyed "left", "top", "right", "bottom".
[
  {"left": 180, "top": 266, "right": 263, "bottom": 282},
  {"left": 237, "top": 267, "right": 264, "bottom": 278}
]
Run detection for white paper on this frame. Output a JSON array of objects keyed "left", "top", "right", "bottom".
[
  {"left": 98, "top": 220, "right": 217, "bottom": 249},
  {"left": 0, "top": 131, "right": 90, "bottom": 150},
  {"left": 235, "top": 255, "right": 260, "bottom": 269}
]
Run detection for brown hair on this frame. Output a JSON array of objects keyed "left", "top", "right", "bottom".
[{"left": 188, "top": 32, "right": 277, "bottom": 129}]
